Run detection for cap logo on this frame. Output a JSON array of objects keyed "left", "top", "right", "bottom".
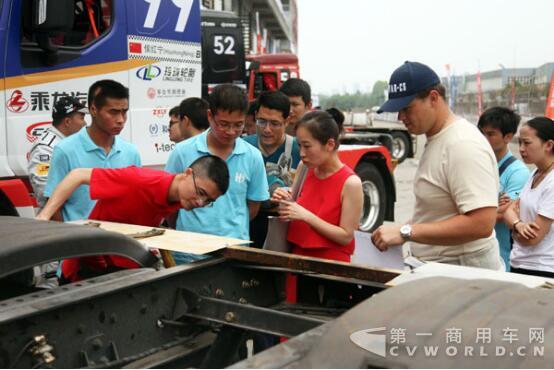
[{"left": 389, "top": 82, "right": 407, "bottom": 94}]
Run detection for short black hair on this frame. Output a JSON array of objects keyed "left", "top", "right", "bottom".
[
  {"left": 179, "top": 97, "right": 209, "bottom": 130},
  {"left": 88, "top": 80, "right": 129, "bottom": 110},
  {"left": 169, "top": 106, "right": 180, "bottom": 118},
  {"left": 256, "top": 91, "right": 290, "bottom": 119},
  {"left": 189, "top": 155, "right": 230, "bottom": 195},
  {"left": 208, "top": 84, "right": 248, "bottom": 115},
  {"left": 478, "top": 107, "right": 521, "bottom": 136},
  {"left": 280, "top": 78, "right": 311, "bottom": 105},
  {"left": 325, "top": 108, "right": 345, "bottom": 133},
  {"left": 297, "top": 111, "right": 340, "bottom": 149},
  {"left": 524, "top": 117, "right": 554, "bottom": 155}
]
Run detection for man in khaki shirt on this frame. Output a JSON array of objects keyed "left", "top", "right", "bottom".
[{"left": 371, "top": 61, "right": 502, "bottom": 270}]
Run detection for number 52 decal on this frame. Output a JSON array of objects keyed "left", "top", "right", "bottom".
[{"left": 143, "top": 0, "right": 194, "bottom": 32}]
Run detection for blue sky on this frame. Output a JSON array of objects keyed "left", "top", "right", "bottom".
[{"left": 297, "top": 0, "right": 554, "bottom": 94}]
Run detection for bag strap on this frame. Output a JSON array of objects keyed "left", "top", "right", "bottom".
[
  {"left": 284, "top": 134, "right": 293, "bottom": 159},
  {"left": 290, "top": 163, "right": 308, "bottom": 200},
  {"left": 499, "top": 156, "right": 517, "bottom": 177}
]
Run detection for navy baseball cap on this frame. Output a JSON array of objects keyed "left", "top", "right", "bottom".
[
  {"left": 377, "top": 61, "right": 440, "bottom": 113},
  {"left": 52, "top": 96, "right": 88, "bottom": 120}
]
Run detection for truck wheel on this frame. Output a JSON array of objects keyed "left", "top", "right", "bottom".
[
  {"left": 355, "top": 162, "right": 386, "bottom": 232},
  {"left": 391, "top": 131, "right": 410, "bottom": 163},
  {"left": 0, "top": 191, "right": 18, "bottom": 216}
]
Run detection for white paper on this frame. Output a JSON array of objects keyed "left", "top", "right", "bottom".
[
  {"left": 352, "top": 231, "right": 404, "bottom": 270},
  {"left": 387, "top": 262, "right": 554, "bottom": 288}
]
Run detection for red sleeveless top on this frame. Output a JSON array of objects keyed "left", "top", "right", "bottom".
[{"left": 287, "top": 165, "right": 357, "bottom": 261}]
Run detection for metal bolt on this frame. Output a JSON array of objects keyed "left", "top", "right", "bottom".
[
  {"left": 156, "top": 319, "right": 164, "bottom": 328},
  {"left": 224, "top": 312, "right": 235, "bottom": 322},
  {"left": 91, "top": 338, "right": 103, "bottom": 350},
  {"left": 250, "top": 279, "right": 260, "bottom": 287},
  {"left": 215, "top": 288, "right": 224, "bottom": 298},
  {"left": 238, "top": 298, "right": 247, "bottom": 304}
]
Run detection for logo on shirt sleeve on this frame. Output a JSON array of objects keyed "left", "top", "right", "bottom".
[{"left": 35, "top": 163, "right": 50, "bottom": 176}]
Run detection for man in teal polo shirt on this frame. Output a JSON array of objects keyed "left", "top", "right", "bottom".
[
  {"left": 165, "top": 84, "right": 269, "bottom": 264},
  {"left": 478, "top": 107, "right": 530, "bottom": 269},
  {"left": 243, "top": 91, "right": 301, "bottom": 247},
  {"left": 45, "top": 80, "right": 141, "bottom": 221}
]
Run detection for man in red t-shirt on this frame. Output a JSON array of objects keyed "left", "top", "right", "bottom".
[{"left": 37, "top": 155, "right": 229, "bottom": 282}]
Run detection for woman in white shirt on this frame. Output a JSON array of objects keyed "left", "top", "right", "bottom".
[{"left": 504, "top": 116, "right": 554, "bottom": 277}]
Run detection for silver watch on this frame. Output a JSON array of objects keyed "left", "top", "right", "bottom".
[{"left": 400, "top": 224, "right": 412, "bottom": 241}]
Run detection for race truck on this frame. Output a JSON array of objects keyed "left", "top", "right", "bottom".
[
  {"left": 0, "top": 0, "right": 201, "bottom": 215},
  {"left": 343, "top": 109, "right": 417, "bottom": 164}
]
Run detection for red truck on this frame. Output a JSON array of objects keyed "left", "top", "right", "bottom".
[{"left": 245, "top": 52, "right": 396, "bottom": 231}]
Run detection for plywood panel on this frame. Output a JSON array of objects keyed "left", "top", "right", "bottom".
[{"left": 70, "top": 220, "right": 251, "bottom": 255}]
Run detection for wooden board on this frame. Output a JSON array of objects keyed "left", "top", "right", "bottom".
[{"left": 69, "top": 220, "right": 250, "bottom": 255}]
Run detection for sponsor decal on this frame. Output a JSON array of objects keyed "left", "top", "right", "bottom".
[
  {"left": 149, "top": 123, "right": 159, "bottom": 136},
  {"left": 9, "top": 91, "right": 87, "bottom": 112},
  {"left": 162, "top": 66, "right": 197, "bottom": 82},
  {"left": 129, "top": 42, "right": 143, "bottom": 54},
  {"left": 26, "top": 121, "right": 51, "bottom": 143},
  {"left": 136, "top": 65, "right": 162, "bottom": 81},
  {"left": 6, "top": 90, "right": 30, "bottom": 113},
  {"left": 152, "top": 108, "right": 168, "bottom": 118},
  {"left": 149, "top": 88, "right": 187, "bottom": 99},
  {"left": 154, "top": 143, "right": 175, "bottom": 153},
  {"left": 149, "top": 122, "right": 169, "bottom": 137}
]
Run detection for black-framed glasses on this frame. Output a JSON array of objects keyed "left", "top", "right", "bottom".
[
  {"left": 191, "top": 170, "right": 215, "bottom": 207},
  {"left": 255, "top": 118, "right": 284, "bottom": 128}
]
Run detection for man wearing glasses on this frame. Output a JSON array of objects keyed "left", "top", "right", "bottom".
[
  {"left": 165, "top": 84, "right": 269, "bottom": 264},
  {"left": 244, "top": 91, "right": 301, "bottom": 247},
  {"left": 37, "top": 155, "right": 230, "bottom": 282}
]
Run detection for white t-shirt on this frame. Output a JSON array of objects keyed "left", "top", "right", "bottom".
[
  {"left": 510, "top": 169, "right": 554, "bottom": 272},
  {"left": 410, "top": 118, "right": 500, "bottom": 263}
]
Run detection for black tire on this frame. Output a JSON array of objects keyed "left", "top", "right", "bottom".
[
  {"left": 0, "top": 190, "right": 18, "bottom": 216},
  {"left": 390, "top": 131, "right": 411, "bottom": 163},
  {"left": 355, "top": 162, "right": 386, "bottom": 232}
]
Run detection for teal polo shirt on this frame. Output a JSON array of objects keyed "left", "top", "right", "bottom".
[
  {"left": 165, "top": 130, "right": 269, "bottom": 241},
  {"left": 495, "top": 151, "right": 530, "bottom": 269},
  {"left": 44, "top": 127, "right": 141, "bottom": 221}
]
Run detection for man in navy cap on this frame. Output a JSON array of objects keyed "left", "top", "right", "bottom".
[{"left": 371, "top": 61, "right": 502, "bottom": 270}]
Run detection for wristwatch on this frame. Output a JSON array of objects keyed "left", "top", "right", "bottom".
[
  {"left": 512, "top": 219, "right": 522, "bottom": 232},
  {"left": 400, "top": 224, "right": 413, "bottom": 241}
]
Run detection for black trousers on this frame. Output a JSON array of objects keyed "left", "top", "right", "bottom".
[{"left": 510, "top": 266, "right": 554, "bottom": 279}]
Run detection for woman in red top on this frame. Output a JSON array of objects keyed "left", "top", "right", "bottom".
[{"left": 272, "top": 111, "right": 363, "bottom": 262}]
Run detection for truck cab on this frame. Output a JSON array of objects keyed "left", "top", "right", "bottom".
[{"left": 0, "top": 0, "right": 202, "bottom": 216}]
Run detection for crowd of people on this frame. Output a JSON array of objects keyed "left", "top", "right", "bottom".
[{"left": 31, "top": 61, "right": 554, "bottom": 285}]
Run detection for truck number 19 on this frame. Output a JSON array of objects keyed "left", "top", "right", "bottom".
[{"left": 143, "top": 0, "right": 194, "bottom": 32}]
